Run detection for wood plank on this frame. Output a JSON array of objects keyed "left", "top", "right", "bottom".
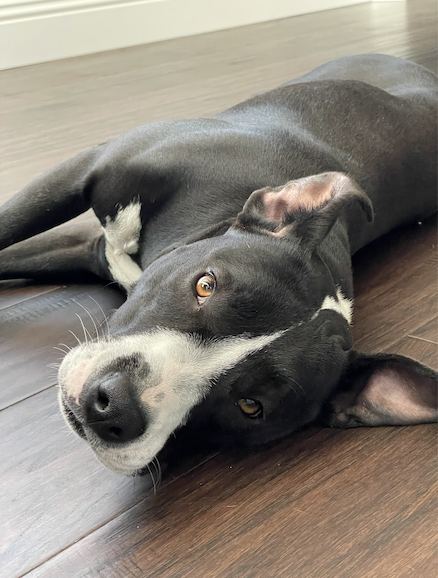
[
  {"left": 24, "top": 425, "right": 437, "bottom": 578},
  {"left": 0, "top": 285, "right": 124, "bottom": 409},
  {"left": 386, "top": 335, "right": 437, "bottom": 371},
  {"left": 0, "top": 280, "right": 60, "bottom": 311},
  {"left": 351, "top": 218, "right": 438, "bottom": 353},
  {"left": 410, "top": 316, "right": 438, "bottom": 342},
  {"left": 383, "top": 317, "right": 438, "bottom": 370}
]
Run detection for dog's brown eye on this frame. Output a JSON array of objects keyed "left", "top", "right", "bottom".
[
  {"left": 196, "top": 274, "right": 215, "bottom": 299},
  {"left": 238, "top": 398, "right": 263, "bottom": 418}
]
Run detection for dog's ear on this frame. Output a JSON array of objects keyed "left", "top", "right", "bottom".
[
  {"left": 236, "top": 172, "right": 373, "bottom": 248},
  {"left": 325, "top": 353, "right": 437, "bottom": 428}
]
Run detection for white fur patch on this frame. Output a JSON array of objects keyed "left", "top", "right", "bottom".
[
  {"left": 103, "top": 201, "right": 143, "bottom": 290},
  {"left": 316, "top": 287, "right": 353, "bottom": 324},
  {"left": 59, "top": 329, "right": 284, "bottom": 475}
]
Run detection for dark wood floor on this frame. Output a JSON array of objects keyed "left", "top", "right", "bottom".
[{"left": 1, "top": 2, "right": 437, "bottom": 577}]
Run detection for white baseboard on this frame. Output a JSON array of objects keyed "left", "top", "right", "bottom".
[{"left": 0, "top": 0, "right": 365, "bottom": 70}]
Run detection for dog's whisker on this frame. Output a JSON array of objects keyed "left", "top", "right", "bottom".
[
  {"left": 151, "top": 456, "right": 162, "bottom": 488},
  {"left": 157, "top": 459, "right": 163, "bottom": 487},
  {"left": 103, "top": 281, "right": 120, "bottom": 290},
  {"left": 75, "top": 313, "right": 91, "bottom": 343},
  {"left": 151, "top": 458, "right": 162, "bottom": 491},
  {"left": 68, "top": 329, "right": 83, "bottom": 346},
  {"left": 289, "top": 377, "right": 305, "bottom": 397},
  {"left": 59, "top": 343, "right": 72, "bottom": 352},
  {"left": 74, "top": 300, "right": 101, "bottom": 341},
  {"left": 287, "top": 383, "right": 297, "bottom": 396},
  {"left": 87, "top": 295, "right": 111, "bottom": 341},
  {"left": 53, "top": 346, "right": 69, "bottom": 355},
  {"left": 146, "top": 463, "right": 157, "bottom": 495}
]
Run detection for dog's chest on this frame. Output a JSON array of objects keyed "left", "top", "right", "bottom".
[{"left": 103, "top": 201, "right": 143, "bottom": 289}]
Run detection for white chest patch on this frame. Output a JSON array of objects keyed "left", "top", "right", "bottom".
[
  {"left": 316, "top": 287, "right": 353, "bottom": 324},
  {"left": 103, "top": 201, "right": 143, "bottom": 290}
]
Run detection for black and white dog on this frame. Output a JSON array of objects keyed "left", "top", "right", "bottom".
[{"left": 1, "top": 55, "right": 436, "bottom": 476}]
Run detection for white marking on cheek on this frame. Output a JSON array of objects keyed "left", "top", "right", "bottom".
[
  {"left": 103, "top": 201, "right": 143, "bottom": 290},
  {"left": 316, "top": 287, "right": 353, "bottom": 324}
]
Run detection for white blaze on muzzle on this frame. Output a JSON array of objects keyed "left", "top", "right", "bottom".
[{"left": 58, "top": 329, "right": 284, "bottom": 475}]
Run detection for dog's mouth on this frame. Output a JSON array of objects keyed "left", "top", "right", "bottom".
[{"left": 60, "top": 395, "right": 87, "bottom": 440}]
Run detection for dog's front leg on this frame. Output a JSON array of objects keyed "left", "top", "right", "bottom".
[
  {"left": 0, "top": 145, "right": 104, "bottom": 252},
  {"left": 0, "top": 221, "right": 112, "bottom": 284}
]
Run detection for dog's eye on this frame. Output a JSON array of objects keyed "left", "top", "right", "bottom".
[
  {"left": 237, "top": 398, "right": 263, "bottom": 418},
  {"left": 196, "top": 274, "right": 215, "bottom": 301}
]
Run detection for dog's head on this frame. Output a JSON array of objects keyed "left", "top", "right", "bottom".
[{"left": 58, "top": 172, "right": 437, "bottom": 475}]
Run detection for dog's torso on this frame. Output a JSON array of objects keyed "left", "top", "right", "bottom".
[{"left": 85, "top": 54, "right": 437, "bottom": 274}]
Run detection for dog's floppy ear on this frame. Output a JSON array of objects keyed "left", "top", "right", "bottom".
[
  {"left": 325, "top": 353, "right": 437, "bottom": 428},
  {"left": 236, "top": 172, "right": 373, "bottom": 248}
]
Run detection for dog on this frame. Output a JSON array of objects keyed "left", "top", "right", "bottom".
[{"left": 0, "top": 54, "right": 436, "bottom": 476}]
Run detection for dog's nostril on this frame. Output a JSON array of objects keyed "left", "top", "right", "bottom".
[
  {"left": 108, "top": 426, "right": 123, "bottom": 439},
  {"left": 83, "top": 372, "right": 146, "bottom": 444},
  {"left": 96, "top": 391, "right": 109, "bottom": 411}
]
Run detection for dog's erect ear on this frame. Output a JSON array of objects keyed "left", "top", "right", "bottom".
[
  {"left": 325, "top": 353, "right": 437, "bottom": 428},
  {"left": 236, "top": 172, "right": 373, "bottom": 248}
]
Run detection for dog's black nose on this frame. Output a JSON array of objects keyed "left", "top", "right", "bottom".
[{"left": 83, "top": 372, "right": 146, "bottom": 443}]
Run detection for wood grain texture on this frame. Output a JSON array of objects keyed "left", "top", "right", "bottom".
[
  {"left": 0, "top": 1, "right": 437, "bottom": 577},
  {"left": 24, "top": 426, "right": 437, "bottom": 578},
  {"left": 386, "top": 316, "right": 438, "bottom": 370},
  {"left": 352, "top": 217, "right": 438, "bottom": 353},
  {"left": 0, "top": 280, "right": 60, "bottom": 312}
]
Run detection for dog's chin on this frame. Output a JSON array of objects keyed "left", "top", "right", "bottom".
[
  {"left": 91, "top": 448, "right": 156, "bottom": 476},
  {"left": 99, "top": 459, "right": 147, "bottom": 477}
]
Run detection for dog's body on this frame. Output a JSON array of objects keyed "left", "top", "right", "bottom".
[{"left": 1, "top": 54, "right": 437, "bottom": 475}]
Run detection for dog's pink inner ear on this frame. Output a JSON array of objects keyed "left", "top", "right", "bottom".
[
  {"left": 332, "top": 360, "right": 438, "bottom": 428},
  {"left": 263, "top": 173, "right": 346, "bottom": 221},
  {"left": 357, "top": 368, "right": 438, "bottom": 424}
]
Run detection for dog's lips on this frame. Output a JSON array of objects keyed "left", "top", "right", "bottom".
[
  {"left": 134, "top": 466, "right": 155, "bottom": 477},
  {"left": 61, "top": 396, "right": 87, "bottom": 439}
]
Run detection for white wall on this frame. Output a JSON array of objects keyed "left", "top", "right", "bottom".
[{"left": 0, "top": 0, "right": 366, "bottom": 70}]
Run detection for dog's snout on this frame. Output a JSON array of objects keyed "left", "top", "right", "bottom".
[{"left": 84, "top": 372, "right": 146, "bottom": 444}]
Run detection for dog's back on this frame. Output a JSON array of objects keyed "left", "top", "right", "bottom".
[
  {"left": 217, "top": 55, "right": 437, "bottom": 251},
  {"left": 283, "top": 53, "right": 437, "bottom": 95}
]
